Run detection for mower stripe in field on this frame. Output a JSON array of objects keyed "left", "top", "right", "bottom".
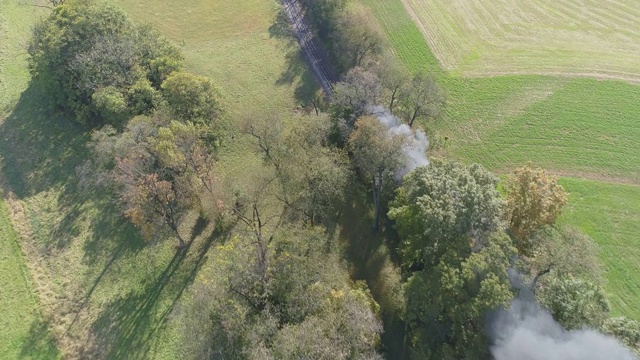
[{"left": 402, "top": 0, "right": 640, "bottom": 81}]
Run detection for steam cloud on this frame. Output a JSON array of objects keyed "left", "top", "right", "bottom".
[
  {"left": 371, "top": 106, "right": 429, "bottom": 178},
  {"left": 489, "top": 271, "right": 638, "bottom": 360}
]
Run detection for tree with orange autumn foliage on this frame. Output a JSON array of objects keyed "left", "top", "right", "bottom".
[
  {"left": 504, "top": 164, "right": 567, "bottom": 256},
  {"left": 92, "top": 113, "right": 219, "bottom": 247}
]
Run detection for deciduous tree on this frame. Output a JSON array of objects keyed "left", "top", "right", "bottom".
[
  {"left": 90, "top": 114, "right": 218, "bottom": 247},
  {"left": 505, "top": 164, "right": 568, "bottom": 256},
  {"left": 404, "top": 232, "right": 516, "bottom": 359},
  {"left": 537, "top": 275, "right": 610, "bottom": 330},
  {"left": 389, "top": 159, "right": 505, "bottom": 269},
  {"left": 177, "top": 225, "right": 383, "bottom": 359},
  {"left": 332, "top": 10, "right": 383, "bottom": 71},
  {"left": 161, "top": 71, "right": 221, "bottom": 125},
  {"left": 399, "top": 72, "right": 445, "bottom": 128},
  {"left": 28, "top": 2, "right": 183, "bottom": 125},
  {"left": 374, "top": 55, "right": 409, "bottom": 114},
  {"left": 523, "top": 225, "right": 602, "bottom": 288},
  {"left": 244, "top": 114, "right": 351, "bottom": 226},
  {"left": 331, "top": 67, "right": 382, "bottom": 137},
  {"left": 603, "top": 317, "right": 640, "bottom": 355},
  {"left": 349, "top": 116, "right": 407, "bottom": 231}
]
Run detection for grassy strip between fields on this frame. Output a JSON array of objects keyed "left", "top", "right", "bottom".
[
  {"left": 0, "top": 199, "right": 59, "bottom": 359},
  {"left": 358, "top": 0, "right": 640, "bottom": 320}
]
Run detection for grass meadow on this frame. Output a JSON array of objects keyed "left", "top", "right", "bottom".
[
  {"left": 402, "top": 0, "right": 640, "bottom": 81},
  {"left": 0, "top": 198, "right": 59, "bottom": 359},
  {"left": 358, "top": 0, "right": 640, "bottom": 320},
  {"left": 0, "top": 0, "right": 316, "bottom": 358}
]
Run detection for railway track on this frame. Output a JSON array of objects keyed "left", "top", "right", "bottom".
[{"left": 281, "top": 0, "right": 339, "bottom": 99}]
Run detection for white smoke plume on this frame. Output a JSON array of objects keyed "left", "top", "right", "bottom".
[
  {"left": 370, "top": 106, "right": 429, "bottom": 178},
  {"left": 489, "top": 271, "right": 638, "bottom": 360}
]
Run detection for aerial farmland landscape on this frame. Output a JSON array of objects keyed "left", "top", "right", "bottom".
[{"left": 1, "top": 0, "right": 639, "bottom": 359}]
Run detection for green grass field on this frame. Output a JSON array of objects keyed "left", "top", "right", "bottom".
[
  {"left": 559, "top": 178, "right": 640, "bottom": 319},
  {"left": 0, "top": 0, "right": 313, "bottom": 357},
  {"left": 358, "top": 0, "right": 640, "bottom": 320},
  {"left": 402, "top": 0, "right": 640, "bottom": 81},
  {"left": 0, "top": 199, "right": 59, "bottom": 359},
  {"left": 0, "top": 0, "right": 59, "bottom": 358}
]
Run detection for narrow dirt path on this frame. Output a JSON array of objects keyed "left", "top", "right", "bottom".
[{"left": 281, "top": 0, "right": 339, "bottom": 98}]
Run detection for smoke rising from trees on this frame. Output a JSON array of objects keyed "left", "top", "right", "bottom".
[
  {"left": 371, "top": 106, "right": 429, "bottom": 178},
  {"left": 489, "top": 271, "right": 638, "bottom": 360}
]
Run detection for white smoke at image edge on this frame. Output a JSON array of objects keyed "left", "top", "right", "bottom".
[
  {"left": 489, "top": 270, "right": 638, "bottom": 360},
  {"left": 370, "top": 106, "right": 429, "bottom": 178}
]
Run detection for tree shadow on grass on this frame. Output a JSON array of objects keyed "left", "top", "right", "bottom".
[
  {"left": 339, "top": 185, "right": 408, "bottom": 360},
  {"left": 0, "top": 82, "right": 89, "bottom": 198},
  {"left": 19, "top": 318, "right": 60, "bottom": 360},
  {"left": 0, "top": 81, "right": 94, "bottom": 251},
  {"left": 269, "top": 5, "right": 323, "bottom": 109},
  {"left": 90, "top": 221, "right": 226, "bottom": 359}
]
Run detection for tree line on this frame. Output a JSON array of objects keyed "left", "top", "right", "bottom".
[{"left": 28, "top": 1, "right": 640, "bottom": 359}]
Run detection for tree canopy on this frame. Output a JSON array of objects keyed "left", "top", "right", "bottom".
[
  {"left": 505, "top": 164, "right": 568, "bottom": 256},
  {"left": 177, "top": 226, "right": 383, "bottom": 359},
  {"left": 28, "top": 2, "right": 188, "bottom": 126},
  {"left": 389, "top": 160, "right": 515, "bottom": 359},
  {"left": 389, "top": 159, "right": 505, "bottom": 269},
  {"left": 349, "top": 116, "right": 407, "bottom": 231}
]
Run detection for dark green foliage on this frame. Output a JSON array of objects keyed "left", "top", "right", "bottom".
[
  {"left": 389, "top": 159, "right": 505, "bottom": 270},
  {"left": 126, "top": 78, "right": 163, "bottom": 116},
  {"left": 389, "top": 160, "right": 515, "bottom": 359},
  {"left": 161, "top": 72, "right": 221, "bottom": 125},
  {"left": 404, "top": 232, "right": 516, "bottom": 359},
  {"left": 28, "top": 2, "right": 182, "bottom": 125}
]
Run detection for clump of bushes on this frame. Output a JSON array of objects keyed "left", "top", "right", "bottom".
[{"left": 28, "top": 2, "right": 220, "bottom": 127}]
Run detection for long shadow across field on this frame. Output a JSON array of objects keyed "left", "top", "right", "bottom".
[
  {"left": 269, "top": 6, "right": 324, "bottom": 108},
  {"left": 0, "top": 82, "right": 93, "bottom": 253},
  {"left": 90, "top": 218, "right": 222, "bottom": 359},
  {"left": 1, "top": 82, "right": 224, "bottom": 358}
]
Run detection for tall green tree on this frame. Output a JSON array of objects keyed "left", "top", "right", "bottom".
[
  {"left": 90, "top": 113, "right": 218, "bottom": 247},
  {"left": 28, "top": 2, "right": 182, "bottom": 125},
  {"left": 537, "top": 275, "right": 610, "bottom": 330},
  {"left": 349, "top": 116, "right": 407, "bottom": 232},
  {"left": 389, "top": 160, "right": 513, "bottom": 359},
  {"left": 244, "top": 114, "right": 351, "bottom": 226},
  {"left": 332, "top": 10, "right": 383, "bottom": 71},
  {"left": 161, "top": 71, "right": 221, "bottom": 125},
  {"left": 177, "top": 225, "right": 383, "bottom": 359},
  {"left": 374, "top": 55, "right": 410, "bottom": 114},
  {"left": 389, "top": 159, "right": 505, "bottom": 269},
  {"left": 399, "top": 73, "right": 445, "bottom": 128},
  {"left": 523, "top": 225, "right": 602, "bottom": 288},
  {"left": 404, "top": 232, "right": 516, "bottom": 359}
]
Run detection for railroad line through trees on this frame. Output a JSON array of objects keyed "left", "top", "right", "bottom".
[{"left": 281, "top": 0, "right": 339, "bottom": 98}]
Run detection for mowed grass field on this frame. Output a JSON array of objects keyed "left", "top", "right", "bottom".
[
  {"left": 0, "top": 0, "right": 313, "bottom": 358},
  {"left": 402, "top": 0, "right": 640, "bottom": 81},
  {"left": 0, "top": 0, "right": 58, "bottom": 357},
  {"left": 357, "top": 0, "right": 640, "bottom": 319},
  {"left": 0, "top": 198, "right": 59, "bottom": 359}
]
